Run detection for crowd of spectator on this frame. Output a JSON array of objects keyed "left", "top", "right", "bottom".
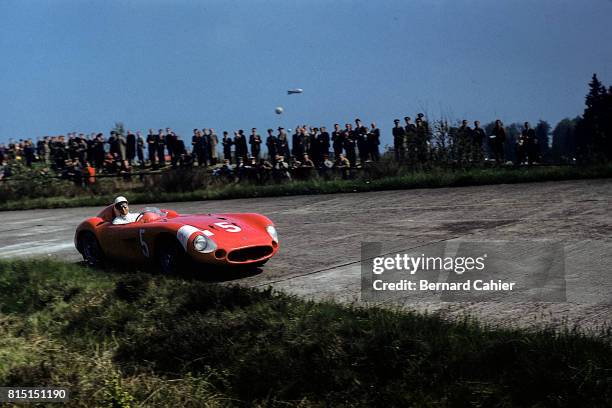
[{"left": 0, "top": 115, "right": 544, "bottom": 184}]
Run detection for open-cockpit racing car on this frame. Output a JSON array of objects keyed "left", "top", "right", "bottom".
[{"left": 75, "top": 205, "right": 279, "bottom": 273}]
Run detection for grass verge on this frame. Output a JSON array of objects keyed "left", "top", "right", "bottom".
[
  {"left": 1, "top": 165, "right": 611, "bottom": 211},
  {"left": 0, "top": 259, "right": 611, "bottom": 407}
]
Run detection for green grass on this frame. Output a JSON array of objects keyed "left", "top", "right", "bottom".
[
  {"left": 1, "top": 164, "right": 611, "bottom": 211},
  {"left": 1, "top": 259, "right": 611, "bottom": 407}
]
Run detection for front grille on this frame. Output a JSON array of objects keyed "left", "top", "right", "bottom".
[{"left": 227, "top": 246, "right": 273, "bottom": 262}]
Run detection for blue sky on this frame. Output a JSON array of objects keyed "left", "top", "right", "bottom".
[{"left": 1, "top": 0, "right": 611, "bottom": 146}]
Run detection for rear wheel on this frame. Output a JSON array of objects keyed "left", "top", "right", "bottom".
[
  {"left": 79, "top": 232, "right": 104, "bottom": 267},
  {"left": 156, "top": 238, "right": 187, "bottom": 275}
]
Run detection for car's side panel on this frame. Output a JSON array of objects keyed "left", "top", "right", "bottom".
[{"left": 98, "top": 223, "right": 146, "bottom": 261}]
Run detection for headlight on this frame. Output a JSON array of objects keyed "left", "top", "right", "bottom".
[
  {"left": 266, "top": 225, "right": 278, "bottom": 243},
  {"left": 193, "top": 234, "right": 217, "bottom": 253}
]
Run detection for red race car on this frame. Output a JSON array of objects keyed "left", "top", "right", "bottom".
[{"left": 74, "top": 204, "right": 279, "bottom": 273}]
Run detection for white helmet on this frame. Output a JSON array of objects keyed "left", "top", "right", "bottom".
[{"left": 114, "top": 196, "right": 128, "bottom": 205}]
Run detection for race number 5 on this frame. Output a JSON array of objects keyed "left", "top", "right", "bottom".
[{"left": 214, "top": 222, "right": 241, "bottom": 233}]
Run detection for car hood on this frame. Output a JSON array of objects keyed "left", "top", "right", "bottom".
[{"left": 168, "top": 213, "right": 271, "bottom": 246}]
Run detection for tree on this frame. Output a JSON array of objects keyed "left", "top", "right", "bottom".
[
  {"left": 112, "top": 122, "right": 126, "bottom": 136},
  {"left": 585, "top": 74, "right": 606, "bottom": 110},
  {"left": 534, "top": 120, "right": 551, "bottom": 162},
  {"left": 575, "top": 74, "right": 611, "bottom": 163},
  {"left": 551, "top": 117, "right": 579, "bottom": 163},
  {"left": 504, "top": 123, "right": 522, "bottom": 163}
]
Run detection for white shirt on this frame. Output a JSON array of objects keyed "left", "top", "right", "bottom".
[{"left": 112, "top": 212, "right": 139, "bottom": 225}]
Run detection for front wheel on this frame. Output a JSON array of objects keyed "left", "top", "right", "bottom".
[
  {"left": 156, "top": 239, "right": 187, "bottom": 274},
  {"left": 79, "top": 232, "right": 105, "bottom": 267}
]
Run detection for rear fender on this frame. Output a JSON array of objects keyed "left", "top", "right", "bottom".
[{"left": 74, "top": 217, "right": 104, "bottom": 252}]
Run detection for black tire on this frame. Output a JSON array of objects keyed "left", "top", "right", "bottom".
[
  {"left": 156, "top": 238, "right": 187, "bottom": 275},
  {"left": 79, "top": 232, "right": 105, "bottom": 268}
]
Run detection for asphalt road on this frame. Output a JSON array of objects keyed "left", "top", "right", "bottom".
[{"left": 1, "top": 179, "right": 611, "bottom": 331}]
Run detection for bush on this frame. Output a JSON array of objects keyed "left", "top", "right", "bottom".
[{"left": 149, "top": 167, "right": 212, "bottom": 193}]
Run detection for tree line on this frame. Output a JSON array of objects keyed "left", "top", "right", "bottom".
[{"left": 551, "top": 73, "right": 612, "bottom": 163}]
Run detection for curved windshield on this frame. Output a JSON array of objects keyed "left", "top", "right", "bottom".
[{"left": 141, "top": 207, "right": 168, "bottom": 217}]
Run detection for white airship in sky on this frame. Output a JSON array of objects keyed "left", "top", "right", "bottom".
[{"left": 287, "top": 88, "right": 303, "bottom": 95}]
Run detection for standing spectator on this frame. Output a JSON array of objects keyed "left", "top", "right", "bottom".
[
  {"left": 93, "top": 133, "right": 105, "bottom": 169},
  {"left": 156, "top": 130, "right": 166, "bottom": 166},
  {"left": 516, "top": 129, "right": 527, "bottom": 165},
  {"left": 292, "top": 127, "right": 305, "bottom": 159},
  {"left": 304, "top": 127, "right": 313, "bottom": 158},
  {"left": 53, "top": 136, "right": 68, "bottom": 170},
  {"left": 108, "top": 131, "right": 119, "bottom": 157},
  {"left": 234, "top": 130, "right": 248, "bottom": 163},
  {"left": 392, "top": 119, "right": 406, "bottom": 162},
  {"left": 43, "top": 137, "right": 51, "bottom": 164},
  {"left": 117, "top": 131, "right": 127, "bottom": 163},
  {"left": 222, "top": 131, "right": 233, "bottom": 163},
  {"left": 126, "top": 131, "right": 136, "bottom": 165},
  {"left": 86, "top": 134, "right": 95, "bottom": 165},
  {"left": 77, "top": 135, "right": 88, "bottom": 164},
  {"left": 8, "top": 139, "right": 17, "bottom": 160},
  {"left": 332, "top": 123, "right": 343, "bottom": 159},
  {"left": 165, "top": 128, "right": 176, "bottom": 162},
  {"left": 208, "top": 128, "right": 219, "bottom": 165},
  {"left": 277, "top": 127, "right": 290, "bottom": 158},
  {"left": 522, "top": 122, "right": 537, "bottom": 165},
  {"left": 191, "top": 129, "right": 202, "bottom": 159},
  {"left": 192, "top": 129, "right": 207, "bottom": 167},
  {"left": 266, "top": 128, "right": 278, "bottom": 161},
  {"left": 367, "top": 122, "right": 381, "bottom": 161},
  {"left": 355, "top": 118, "right": 369, "bottom": 165},
  {"left": 249, "top": 128, "right": 262, "bottom": 160},
  {"left": 471, "top": 121, "right": 485, "bottom": 163},
  {"left": 317, "top": 126, "right": 330, "bottom": 165},
  {"left": 24, "top": 139, "right": 35, "bottom": 167},
  {"left": 415, "top": 117, "right": 430, "bottom": 164},
  {"left": 417, "top": 113, "right": 429, "bottom": 132},
  {"left": 147, "top": 129, "right": 157, "bottom": 168},
  {"left": 344, "top": 123, "right": 357, "bottom": 167},
  {"left": 404, "top": 117, "right": 417, "bottom": 164},
  {"left": 309, "top": 127, "right": 320, "bottom": 164},
  {"left": 68, "top": 133, "right": 78, "bottom": 160},
  {"left": 490, "top": 119, "right": 506, "bottom": 165},
  {"left": 136, "top": 131, "right": 145, "bottom": 168},
  {"left": 456, "top": 119, "right": 472, "bottom": 165},
  {"left": 36, "top": 138, "right": 45, "bottom": 162}
]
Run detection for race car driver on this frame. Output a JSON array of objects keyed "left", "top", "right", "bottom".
[{"left": 112, "top": 196, "right": 139, "bottom": 225}]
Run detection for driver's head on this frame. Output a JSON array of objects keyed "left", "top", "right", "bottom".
[{"left": 114, "top": 196, "right": 129, "bottom": 216}]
